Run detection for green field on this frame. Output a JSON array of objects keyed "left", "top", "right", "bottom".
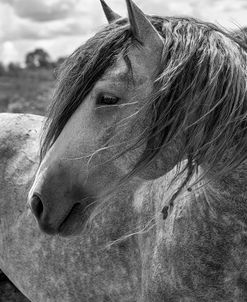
[{"left": 0, "top": 69, "right": 55, "bottom": 115}]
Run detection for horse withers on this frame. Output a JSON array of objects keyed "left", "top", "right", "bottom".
[{"left": 1, "top": 0, "right": 247, "bottom": 301}]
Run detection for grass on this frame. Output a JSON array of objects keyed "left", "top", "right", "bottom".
[{"left": 0, "top": 68, "right": 55, "bottom": 116}]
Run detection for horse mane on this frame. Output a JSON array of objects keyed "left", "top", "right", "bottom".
[
  {"left": 132, "top": 17, "right": 247, "bottom": 187},
  {"left": 234, "top": 27, "right": 247, "bottom": 48},
  {"left": 41, "top": 15, "right": 247, "bottom": 200}
]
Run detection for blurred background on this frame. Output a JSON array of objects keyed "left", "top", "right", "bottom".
[
  {"left": 0, "top": 0, "right": 247, "bottom": 116},
  {"left": 0, "top": 0, "right": 247, "bottom": 117},
  {"left": 0, "top": 0, "right": 247, "bottom": 301}
]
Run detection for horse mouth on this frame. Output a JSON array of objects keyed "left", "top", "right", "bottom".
[{"left": 58, "top": 202, "right": 93, "bottom": 237}]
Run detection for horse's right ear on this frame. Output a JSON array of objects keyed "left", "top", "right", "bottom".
[{"left": 100, "top": 0, "right": 122, "bottom": 24}]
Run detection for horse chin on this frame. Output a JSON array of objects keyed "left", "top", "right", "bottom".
[{"left": 57, "top": 203, "right": 92, "bottom": 237}]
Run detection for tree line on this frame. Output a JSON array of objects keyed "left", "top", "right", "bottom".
[{"left": 0, "top": 48, "right": 66, "bottom": 77}]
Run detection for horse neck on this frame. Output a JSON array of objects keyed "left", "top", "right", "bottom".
[{"left": 198, "top": 160, "right": 247, "bottom": 222}]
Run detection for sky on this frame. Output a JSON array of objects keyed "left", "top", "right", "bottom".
[{"left": 0, "top": 0, "right": 247, "bottom": 65}]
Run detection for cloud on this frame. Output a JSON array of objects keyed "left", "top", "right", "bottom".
[
  {"left": 0, "top": 0, "right": 105, "bottom": 64},
  {"left": 0, "top": 41, "right": 19, "bottom": 64},
  {"left": 4, "top": 0, "right": 77, "bottom": 22},
  {"left": 0, "top": 1, "right": 99, "bottom": 43},
  {"left": 4, "top": 19, "right": 90, "bottom": 41},
  {"left": 0, "top": 0, "right": 14, "bottom": 4},
  {"left": 1, "top": 0, "right": 247, "bottom": 65}
]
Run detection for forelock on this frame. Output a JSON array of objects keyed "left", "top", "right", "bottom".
[{"left": 40, "top": 19, "right": 132, "bottom": 160}]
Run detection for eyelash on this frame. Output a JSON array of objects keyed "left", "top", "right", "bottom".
[{"left": 96, "top": 94, "right": 120, "bottom": 105}]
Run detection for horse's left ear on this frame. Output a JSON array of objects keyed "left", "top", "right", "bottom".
[
  {"left": 126, "top": 0, "right": 164, "bottom": 54},
  {"left": 100, "top": 0, "right": 122, "bottom": 23}
]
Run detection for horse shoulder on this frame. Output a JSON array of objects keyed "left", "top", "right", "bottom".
[
  {"left": 0, "top": 113, "right": 43, "bottom": 258},
  {"left": 0, "top": 113, "right": 43, "bottom": 182},
  {"left": 0, "top": 112, "right": 43, "bottom": 156}
]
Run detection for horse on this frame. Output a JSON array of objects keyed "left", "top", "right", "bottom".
[{"left": 1, "top": 0, "right": 247, "bottom": 301}]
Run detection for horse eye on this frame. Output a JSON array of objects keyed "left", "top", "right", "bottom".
[{"left": 97, "top": 94, "right": 120, "bottom": 105}]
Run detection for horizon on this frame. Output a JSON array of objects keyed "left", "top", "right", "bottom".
[{"left": 1, "top": 0, "right": 247, "bottom": 65}]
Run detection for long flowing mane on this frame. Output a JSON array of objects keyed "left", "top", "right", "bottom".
[{"left": 41, "top": 16, "right": 247, "bottom": 199}]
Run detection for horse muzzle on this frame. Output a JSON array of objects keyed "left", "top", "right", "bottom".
[
  {"left": 28, "top": 160, "right": 95, "bottom": 236},
  {"left": 29, "top": 190, "right": 94, "bottom": 236}
]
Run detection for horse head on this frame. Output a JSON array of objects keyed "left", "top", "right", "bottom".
[
  {"left": 28, "top": 0, "right": 175, "bottom": 236},
  {"left": 28, "top": 0, "right": 247, "bottom": 237}
]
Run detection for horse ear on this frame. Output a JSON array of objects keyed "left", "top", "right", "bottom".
[
  {"left": 126, "top": 0, "right": 163, "bottom": 53},
  {"left": 100, "top": 0, "right": 122, "bottom": 24}
]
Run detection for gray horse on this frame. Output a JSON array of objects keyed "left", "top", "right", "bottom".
[{"left": 1, "top": 0, "right": 247, "bottom": 301}]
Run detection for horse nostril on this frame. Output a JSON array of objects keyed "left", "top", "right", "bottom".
[{"left": 30, "top": 194, "right": 44, "bottom": 220}]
